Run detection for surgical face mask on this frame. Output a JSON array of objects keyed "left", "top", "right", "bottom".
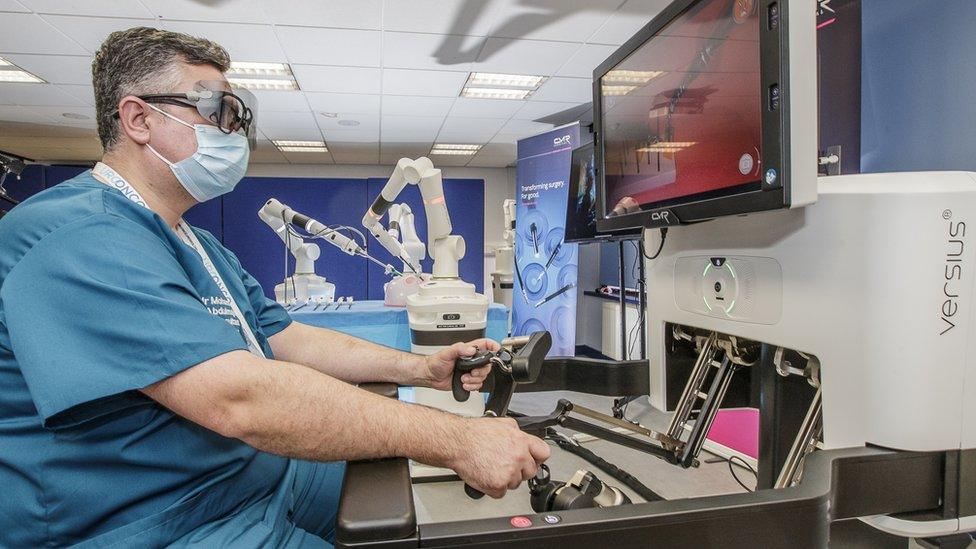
[{"left": 146, "top": 104, "right": 250, "bottom": 202}]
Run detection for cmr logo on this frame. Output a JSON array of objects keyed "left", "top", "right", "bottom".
[
  {"left": 553, "top": 135, "right": 572, "bottom": 147},
  {"left": 649, "top": 209, "right": 679, "bottom": 226}
]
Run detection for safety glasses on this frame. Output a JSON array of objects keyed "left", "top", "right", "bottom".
[{"left": 114, "top": 80, "right": 258, "bottom": 150}]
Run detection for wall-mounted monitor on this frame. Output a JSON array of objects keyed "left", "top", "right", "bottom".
[
  {"left": 595, "top": 0, "right": 817, "bottom": 232},
  {"left": 564, "top": 143, "right": 641, "bottom": 243}
]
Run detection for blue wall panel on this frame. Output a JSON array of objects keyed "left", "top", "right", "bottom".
[
  {"left": 364, "top": 177, "right": 484, "bottom": 300},
  {"left": 3, "top": 164, "right": 46, "bottom": 203},
  {"left": 222, "top": 176, "right": 368, "bottom": 300},
  {"left": 44, "top": 165, "right": 88, "bottom": 188},
  {"left": 861, "top": 0, "right": 976, "bottom": 172},
  {"left": 184, "top": 198, "right": 224, "bottom": 242}
]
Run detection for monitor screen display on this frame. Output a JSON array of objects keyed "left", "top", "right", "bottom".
[{"left": 601, "top": 0, "right": 762, "bottom": 217}]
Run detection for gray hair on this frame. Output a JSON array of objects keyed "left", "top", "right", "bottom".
[{"left": 93, "top": 27, "right": 232, "bottom": 150}]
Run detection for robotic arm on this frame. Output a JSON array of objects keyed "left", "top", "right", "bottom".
[
  {"left": 387, "top": 203, "right": 426, "bottom": 273},
  {"left": 259, "top": 198, "right": 363, "bottom": 259},
  {"left": 365, "top": 157, "right": 464, "bottom": 278},
  {"left": 502, "top": 198, "right": 516, "bottom": 247}
]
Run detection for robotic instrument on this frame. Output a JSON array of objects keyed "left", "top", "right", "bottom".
[
  {"left": 382, "top": 203, "right": 427, "bottom": 307},
  {"left": 259, "top": 199, "right": 400, "bottom": 306},
  {"left": 364, "top": 157, "right": 490, "bottom": 416},
  {"left": 490, "top": 199, "right": 516, "bottom": 319}
]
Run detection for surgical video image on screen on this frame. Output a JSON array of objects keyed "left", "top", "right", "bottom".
[
  {"left": 566, "top": 147, "right": 598, "bottom": 241},
  {"left": 602, "top": 0, "right": 762, "bottom": 215}
]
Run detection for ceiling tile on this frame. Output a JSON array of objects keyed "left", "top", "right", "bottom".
[
  {"left": 28, "top": 105, "right": 97, "bottom": 124},
  {"left": 381, "top": 69, "right": 467, "bottom": 97},
  {"left": 269, "top": 0, "right": 382, "bottom": 30},
  {"left": 328, "top": 142, "right": 378, "bottom": 154},
  {"left": 160, "top": 21, "right": 287, "bottom": 64},
  {"left": 427, "top": 154, "right": 470, "bottom": 167},
  {"left": 473, "top": 37, "right": 578, "bottom": 76},
  {"left": 292, "top": 65, "right": 381, "bottom": 94},
  {"left": 490, "top": 133, "right": 522, "bottom": 145},
  {"left": 439, "top": 116, "right": 506, "bottom": 135},
  {"left": 0, "top": 13, "right": 88, "bottom": 55},
  {"left": 248, "top": 146, "right": 289, "bottom": 164},
  {"left": 380, "top": 142, "right": 433, "bottom": 159},
  {"left": 381, "top": 116, "right": 442, "bottom": 142},
  {"left": 435, "top": 130, "right": 495, "bottom": 144},
  {"left": 497, "top": 118, "right": 555, "bottom": 136},
  {"left": 448, "top": 97, "right": 522, "bottom": 119},
  {"left": 57, "top": 84, "right": 96, "bottom": 106},
  {"left": 0, "top": 83, "right": 86, "bottom": 106},
  {"left": 487, "top": 0, "right": 620, "bottom": 42},
  {"left": 330, "top": 151, "right": 379, "bottom": 165},
  {"left": 382, "top": 0, "right": 503, "bottom": 36},
  {"left": 555, "top": 43, "right": 617, "bottom": 78},
  {"left": 0, "top": 1, "right": 29, "bottom": 12},
  {"left": 475, "top": 142, "right": 516, "bottom": 156},
  {"left": 588, "top": 0, "right": 671, "bottom": 46},
  {"left": 381, "top": 95, "right": 455, "bottom": 118},
  {"left": 322, "top": 128, "right": 379, "bottom": 143},
  {"left": 0, "top": 105, "right": 59, "bottom": 125},
  {"left": 318, "top": 113, "right": 379, "bottom": 133},
  {"left": 276, "top": 26, "right": 381, "bottom": 67},
  {"left": 250, "top": 90, "right": 309, "bottom": 113},
  {"left": 259, "top": 111, "right": 322, "bottom": 140},
  {"left": 382, "top": 31, "right": 481, "bottom": 72},
  {"left": 2, "top": 54, "right": 93, "bottom": 85},
  {"left": 512, "top": 100, "right": 581, "bottom": 120},
  {"left": 305, "top": 92, "right": 380, "bottom": 116},
  {"left": 466, "top": 154, "right": 512, "bottom": 168},
  {"left": 529, "top": 77, "right": 591, "bottom": 103},
  {"left": 20, "top": 0, "right": 154, "bottom": 17},
  {"left": 141, "top": 0, "right": 268, "bottom": 24},
  {"left": 41, "top": 15, "right": 155, "bottom": 53},
  {"left": 282, "top": 151, "right": 335, "bottom": 164}
]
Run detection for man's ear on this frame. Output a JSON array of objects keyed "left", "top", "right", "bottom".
[{"left": 116, "top": 97, "right": 153, "bottom": 146}]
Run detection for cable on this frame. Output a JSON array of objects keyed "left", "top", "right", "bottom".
[
  {"left": 727, "top": 455, "right": 758, "bottom": 492},
  {"left": 640, "top": 227, "right": 668, "bottom": 260},
  {"left": 626, "top": 240, "right": 643, "bottom": 357},
  {"left": 548, "top": 430, "right": 665, "bottom": 503}
]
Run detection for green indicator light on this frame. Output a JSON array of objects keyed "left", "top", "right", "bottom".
[
  {"left": 702, "top": 295, "right": 713, "bottom": 311},
  {"left": 727, "top": 300, "right": 736, "bottom": 314}
]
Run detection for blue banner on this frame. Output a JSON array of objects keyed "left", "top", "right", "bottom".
[{"left": 512, "top": 124, "right": 580, "bottom": 357}]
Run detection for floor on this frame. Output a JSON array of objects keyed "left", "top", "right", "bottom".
[{"left": 412, "top": 390, "right": 751, "bottom": 524}]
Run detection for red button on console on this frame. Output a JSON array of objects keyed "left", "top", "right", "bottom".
[{"left": 510, "top": 516, "right": 532, "bottom": 528}]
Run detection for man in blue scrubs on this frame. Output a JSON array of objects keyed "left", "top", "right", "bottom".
[{"left": 0, "top": 27, "right": 549, "bottom": 547}]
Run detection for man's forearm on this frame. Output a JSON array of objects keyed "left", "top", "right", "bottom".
[
  {"left": 270, "top": 322, "right": 426, "bottom": 385},
  {"left": 146, "top": 351, "right": 464, "bottom": 465}
]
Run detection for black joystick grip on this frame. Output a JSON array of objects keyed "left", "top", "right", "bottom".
[
  {"left": 452, "top": 352, "right": 493, "bottom": 402},
  {"left": 464, "top": 483, "right": 485, "bottom": 499}
]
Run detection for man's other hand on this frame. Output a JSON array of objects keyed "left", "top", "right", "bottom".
[{"left": 420, "top": 338, "right": 500, "bottom": 391}]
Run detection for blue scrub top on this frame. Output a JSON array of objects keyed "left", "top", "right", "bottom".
[{"left": 0, "top": 172, "right": 302, "bottom": 546}]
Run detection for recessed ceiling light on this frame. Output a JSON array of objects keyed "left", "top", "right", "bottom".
[
  {"left": 61, "top": 112, "right": 90, "bottom": 120},
  {"left": 636, "top": 141, "right": 697, "bottom": 153},
  {"left": 227, "top": 61, "right": 299, "bottom": 91},
  {"left": 466, "top": 72, "right": 546, "bottom": 88},
  {"left": 603, "top": 70, "right": 664, "bottom": 85},
  {"left": 273, "top": 140, "right": 328, "bottom": 153},
  {"left": 460, "top": 87, "right": 533, "bottom": 100},
  {"left": 431, "top": 143, "right": 481, "bottom": 155},
  {"left": 601, "top": 84, "right": 638, "bottom": 96},
  {"left": 0, "top": 56, "right": 45, "bottom": 83},
  {"left": 460, "top": 72, "right": 546, "bottom": 101},
  {"left": 337, "top": 119, "right": 360, "bottom": 127}
]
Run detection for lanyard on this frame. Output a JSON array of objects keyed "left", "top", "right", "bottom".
[{"left": 92, "top": 163, "right": 266, "bottom": 358}]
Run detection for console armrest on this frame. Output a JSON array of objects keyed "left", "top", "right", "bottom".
[{"left": 335, "top": 382, "right": 417, "bottom": 547}]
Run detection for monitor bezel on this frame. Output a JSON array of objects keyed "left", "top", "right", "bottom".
[{"left": 595, "top": 0, "right": 806, "bottom": 232}]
